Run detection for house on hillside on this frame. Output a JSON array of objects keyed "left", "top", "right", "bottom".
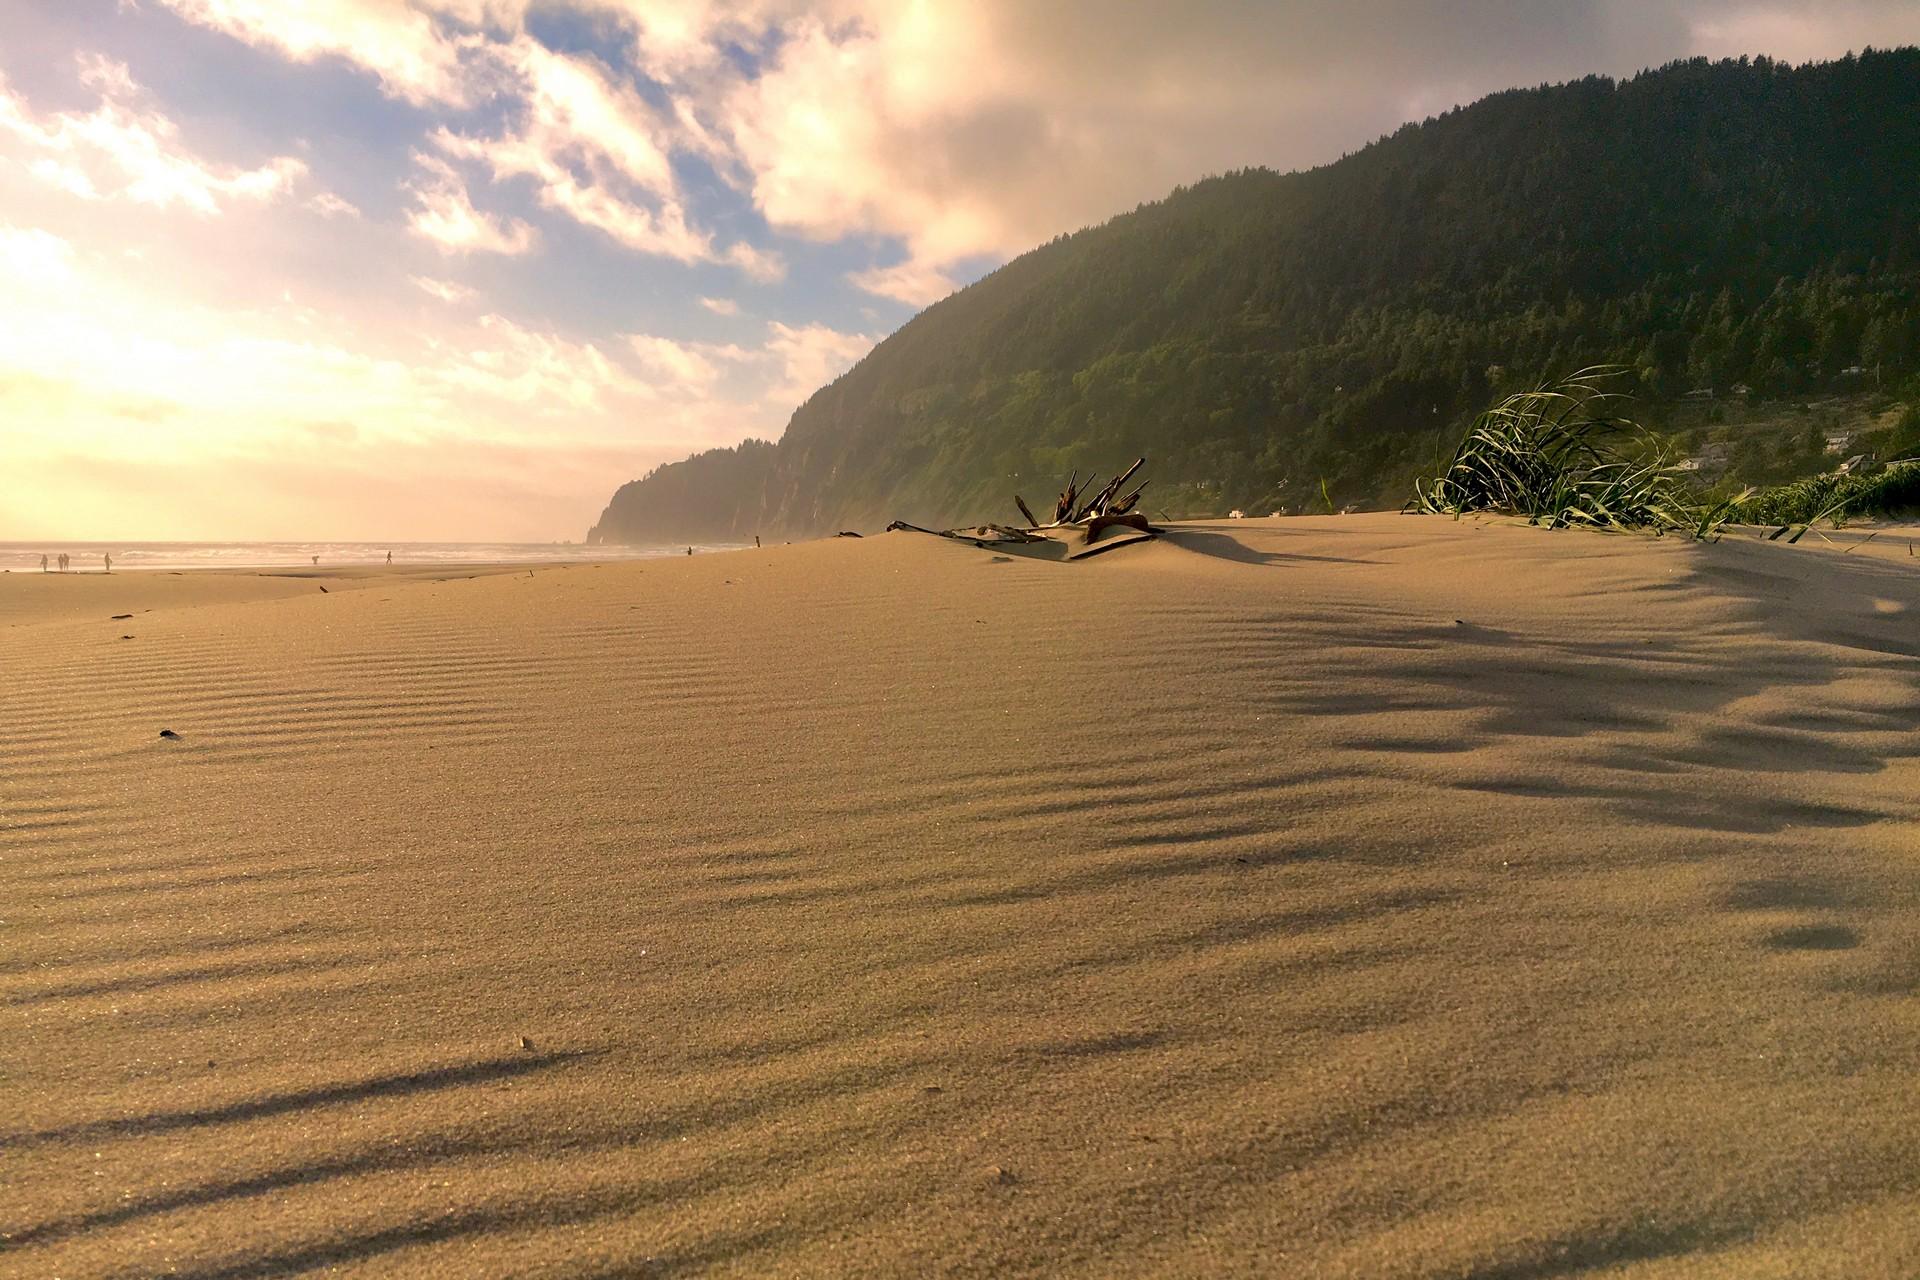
[{"left": 1686, "top": 442, "right": 1732, "bottom": 478}]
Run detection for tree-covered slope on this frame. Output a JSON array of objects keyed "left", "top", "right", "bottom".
[{"left": 590, "top": 49, "right": 1920, "bottom": 543}]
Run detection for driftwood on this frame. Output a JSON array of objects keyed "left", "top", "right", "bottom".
[
  {"left": 887, "top": 459, "right": 1161, "bottom": 557},
  {"left": 885, "top": 520, "right": 1045, "bottom": 546},
  {"left": 1081, "top": 511, "right": 1154, "bottom": 543},
  {"left": 1017, "top": 457, "right": 1153, "bottom": 531}
]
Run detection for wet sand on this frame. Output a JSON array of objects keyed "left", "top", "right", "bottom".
[{"left": 4, "top": 515, "right": 1918, "bottom": 1277}]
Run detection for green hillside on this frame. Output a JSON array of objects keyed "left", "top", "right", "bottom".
[{"left": 590, "top": 49, "right": 1920, "bottom": 543}]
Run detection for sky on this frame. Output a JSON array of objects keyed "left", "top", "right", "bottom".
[{"left": 2, "top": 1, "right": 1916, "bottom": 542}]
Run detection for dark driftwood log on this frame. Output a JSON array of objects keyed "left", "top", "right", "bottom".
[
  {"left": 1082, "top": 512, "right": 1156, "bottom": 543},
  {"left": 1111, "top": 480, "right": 1149, "bottom": 515},
  {"left": 1054, "top": 470, "right": 1090, "bottom": 524},
  {"left": 1014, "top": 495, "right": 1039, "bottom": 528}
]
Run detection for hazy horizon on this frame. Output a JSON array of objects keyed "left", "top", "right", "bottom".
[
  {"left": 0, "top": 537, "right": 751, "bottom": 573},
  {"left": 4, "top": 0, "right": 1916, "bottom": 543}
]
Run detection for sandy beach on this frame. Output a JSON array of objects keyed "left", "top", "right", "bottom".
[{"left": 4, "top": 514, "right": 1918, "bottom": 1278}]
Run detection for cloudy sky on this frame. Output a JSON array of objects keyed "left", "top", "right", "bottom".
[{"left": 2, "top": 2, "right": 1915, "bottom": 541}]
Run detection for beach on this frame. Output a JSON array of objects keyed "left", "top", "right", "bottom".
[{"left": 4, "top": 514, "right": 1918, "bottom": 1277}]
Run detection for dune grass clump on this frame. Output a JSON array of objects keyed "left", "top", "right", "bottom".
[
  {"left": 1733, "top": 460, "right": 1920, "bottom": 532},
  {"left": 1410, "top": 369, "right": 1717, "bottom": 536}
]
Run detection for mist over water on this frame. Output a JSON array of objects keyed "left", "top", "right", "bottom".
[{"left": 0, "top": 541, "right": 744, "bottom": 572}]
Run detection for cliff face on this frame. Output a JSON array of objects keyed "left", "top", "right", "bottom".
[
  {"left": 589, "top": 50, "right": 1920, "bottom": 543},
  {"left": 588, "top": 439, "right": 777, "bottom": 543}
]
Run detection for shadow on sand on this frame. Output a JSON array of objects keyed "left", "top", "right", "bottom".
[{"left": 1159, "top": 528, "right": 1379, "bottom": 566}]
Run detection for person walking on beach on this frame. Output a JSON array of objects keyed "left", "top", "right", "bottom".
[
  {"left": 58, "top": 552, "right": 68, "bottom": 572},
  {"left": 103, "top": 552, "right": 112, "bottom": 573},
  {"left": 312, "top": 555, "right": 319, "bottom": 566},
  {"left": 40, "top": 554, "right": 48, "bottom": 573},
  {"left": 386, "top": 550, "right": 392, "bottom": 565}
]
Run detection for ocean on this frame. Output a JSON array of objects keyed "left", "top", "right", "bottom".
[{"left": 0, "top": 540, "right": 745, "bottom": 572}]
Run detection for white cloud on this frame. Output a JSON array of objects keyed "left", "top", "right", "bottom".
[
  {"left": 428, "top": 34, "right": 777, "bottom": 275},
  {"left": 405, "top": 153, "right": 538, "bottom": 255},
  {"left": 0, "top": 223, "right": 77, "bottom": 288},
  {"left": 0, "top": 57, "right": 306, "bottom": 215},
  {"left": 628, "top": 333, "right": 729, "bottom": 389},
  {"left": 764, "top": 319, "right": 877, "bottom": 408},
  {"left": 27, "top": 157, "right": 100, "bottom": 200},
  {"left": 438, "top": 313, "right": 644, "bottom": 409},
  {"left": 699, "top": 295, "right": 740, "bottom": 316},
  {"left": 309, "top": 191, "right": 362, "bottom": 218},
  {"left": 411, "top": 274, "right": 477, "bottom": 303},
  {"left": 153, "top": 0, "right": 476, "bottom": 106},
  {"left": 723, "top": 238, "right": 786, "bottom": 282},
  {"left": 848, "top": 258, "right": 957, "bottom": 307},
  {"left": 145, "top": 2, "right": 782, "bottom": 276}
]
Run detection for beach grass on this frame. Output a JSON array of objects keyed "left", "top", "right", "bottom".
[
  {"left": 1410, "top": 369, "right": 1720, "bottom": 536},
  {"left": 1733, "top": 459, "right": 1920, "bottom": 537}
]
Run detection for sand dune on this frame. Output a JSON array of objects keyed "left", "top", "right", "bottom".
[{"left": 4, "top": 516, "right": 1918, "bottom": 1277}]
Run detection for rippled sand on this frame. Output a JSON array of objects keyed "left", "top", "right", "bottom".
[{"left": 4, "top": 516, "right": 1918, "bottom": 1277}]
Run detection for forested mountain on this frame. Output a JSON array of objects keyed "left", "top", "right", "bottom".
[{"left": 590, "top": 49, "right": 1920, "bottom": 543}]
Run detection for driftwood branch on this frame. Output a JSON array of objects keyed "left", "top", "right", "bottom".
[
  {"left": 1052, "top": 470, "right": 1083, "bottom": 524},
  {"left": 886, "top": 520, "right": 1046, "bottom": 546},
  {"left": 1072, "top": 457, "right": 1145, "bottom": 522},
  {"left": 1028, "top": 457, "right": 1150, "bottom": 530}
]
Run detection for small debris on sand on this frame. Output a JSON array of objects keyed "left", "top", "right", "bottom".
[
  {"left": 158, "top": 729, "right": 181, "bottom": 740},
  {"left": 111, "top": 613, "right": 132, "bottom": 620},
  {"left": 518, "top": 1035, "right": 535, "bottom": 1051},
  {"left": 986, "top": 1165, "right": 1018, "bottom": 1186}
]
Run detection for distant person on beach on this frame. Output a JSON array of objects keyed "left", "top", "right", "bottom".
[
  {"left": 40, "top": 554, "right": 47, "bottom": 572},
  {"left": 58, "top": 552, "right": 68, "bottom": 572},
  {"left": 312, "top": 555, "right": 319, "bottom": 566},
  {"left": 386, "top": 550, "right": 392, "bottom": 565},
  {"left": 103, "top": 552, "right": 111, "bottom": 573},
  {"left": 687, "top": 546, "right": 693, "bottom": 556}
]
